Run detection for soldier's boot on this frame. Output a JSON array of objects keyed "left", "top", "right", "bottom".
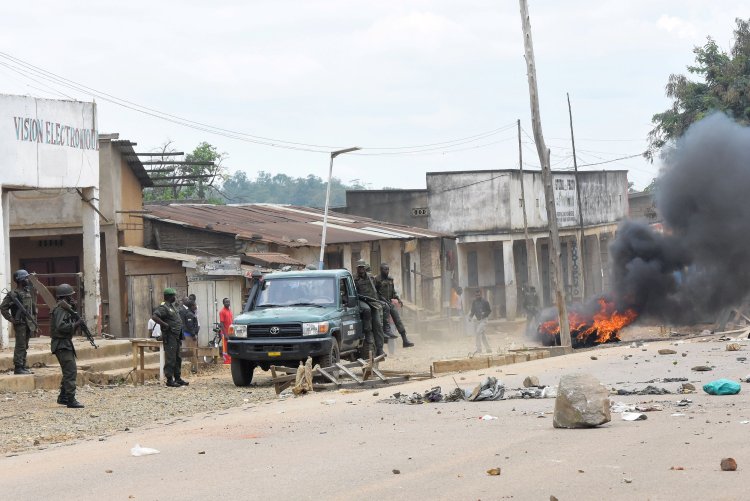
[
  {"left": 401, "top": 332, "right": 415, "bottom": 348},
  {"left": 13, "top": 365, "right": 32, "bottom": 375},
  {"left": 165, "top": 377, "right": 180, "bottom": 387},
  {"left": 66, "top": 395, "right": 84, "bottom": 409},
  {"left": 174, "top": 377, "right": 190, "bottom": 386},
  {"left": 57, "top": 391, "right": 68, "bottom": 405}
]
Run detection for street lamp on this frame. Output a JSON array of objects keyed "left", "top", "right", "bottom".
[{"left": 319, "top": 146, "right": 361, "bottom": 270}]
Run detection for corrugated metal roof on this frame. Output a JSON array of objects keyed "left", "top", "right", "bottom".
[
  {"left": 119, "top": 245, "right": 198, "bottom": 262},
  {"left": 112, "top": 140, "right": 154, "bottom": 188},
  {"left": 242, "top": 252, "right": 306, "bottom": 267},
  {"left": 143, "top": 203, "right": 448, "bottom": 247}
]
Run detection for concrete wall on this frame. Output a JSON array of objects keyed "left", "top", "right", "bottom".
[
  {"left": 629, "top": 191, "right": 658, "bottom": 223},
  {"left": 427, "top": 170, "right": 629, "bottom": 235},
  {"left": 342, "top": 190, "right": 429, "bottom": 228}
]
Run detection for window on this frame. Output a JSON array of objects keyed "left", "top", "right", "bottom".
[{"left": 256, "top": 277, "right": 337, "bottom": 306}]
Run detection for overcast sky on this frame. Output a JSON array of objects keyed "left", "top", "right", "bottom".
[{"left": 1, "top": 1, "right": 746, "bottom": 192}]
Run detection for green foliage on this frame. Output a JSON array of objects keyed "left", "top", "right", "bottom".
[
  {"left": 220, "top": 170, "right": 366, "bottom": 207},
  {"left": 642, "top": 178, "right": 658, "bottom": 193},
  {"left": 144, "top": 141, "right": 227, "bottom": 203},
  {"left": 647, "top": 18, "right": 750, "bottom": 160}
]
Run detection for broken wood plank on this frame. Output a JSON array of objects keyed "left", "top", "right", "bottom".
[
  {"left": 315, "top": 366, "right": 339, "bottom": 384},
  {"left": 313, "top": 376, "right": 408, "bottom": 392},
  {"left": 431, "top": 356, "right": 490, "bottom": 374}
]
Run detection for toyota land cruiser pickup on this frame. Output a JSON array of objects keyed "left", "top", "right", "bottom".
[{"left": 227, "top": 269, "right": 364, "bottom": 386}]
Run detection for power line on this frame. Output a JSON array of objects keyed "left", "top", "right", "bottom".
[{"left": 0, "top": 51, "right": 520, "bottom": 155}]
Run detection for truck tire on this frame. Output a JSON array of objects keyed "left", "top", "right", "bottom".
[
  {"left": 231, "top": 358, "right": 255, "bottom": 386},
  {"left": 315, "top": 338, "right": 340, "bottom": 369}
]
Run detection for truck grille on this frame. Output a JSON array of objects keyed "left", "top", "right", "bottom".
[{"left": 248, "top": 323, "right": 303, "bottom": 337}]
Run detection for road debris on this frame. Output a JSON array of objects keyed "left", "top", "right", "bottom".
[
  {"left": 616, "top": 385, "right": 671, "bottom": 396},
  {"left": 726, "top": 343, "right": 742, "bottom": 351},
  {"left": 670, "top": 466, "right": 685, "bottom": 470},
  {"left": 621, "top": 412, "right": 647, "bottom": 421},
  {"left": 721, "top": 458, "right": 738, "bottom": 471},
  {"left": 692, "top": 365, "right": 713, "bottom": 371},
  {"left": 658, "top": 349, "right": 677, "bottom": 355},
  {"left": 480, "top": 415, "right": 498, "bottom": 421},
  {"left": 553, "top": 373, "right": 611, "bottom": 429},
  {"left": 523, "top": 376, "right": 540, "bottom": 387},
  {"left": 486, "top": 467, "right": 502, "bottom": 476},
  {"left": 678, "top": 383, "right": 696, "bottom": 394},
  {"left": 130, "top": 444, "right": 160, "bottom": 456},
  {"left": 703, "top": 379, "right": 741, "bottom": 395}
]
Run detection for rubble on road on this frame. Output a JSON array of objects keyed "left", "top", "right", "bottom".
[
  {"left": 615, "top": 385, "right": 672, "bottom": 396},
  {"left": 553, "top": 373, "right": 611, "bottom": 429}
]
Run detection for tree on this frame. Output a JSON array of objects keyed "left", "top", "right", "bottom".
[
  {"left": 647, "top": 18, "right": 750, "bottom": 160},
  {"left": 144, "top": 141, "right": 227, "bottom": 203},
  {"left": 219, "top": 170, "right": 366, "bottom": 207}
]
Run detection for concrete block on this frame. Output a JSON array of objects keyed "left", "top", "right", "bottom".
[
  {"left": 0, "top": 374, "right": 35, "bottom": 392},
  {"left": 432, "top": 356, "right": 489, "bottom": 374},
  {"left": 488, "top": 354, "right": 510, "bottom": 367}
]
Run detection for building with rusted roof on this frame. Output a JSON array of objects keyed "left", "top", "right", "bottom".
[{"left": 141, "top": 203, "right": 453, "bottom": 315}]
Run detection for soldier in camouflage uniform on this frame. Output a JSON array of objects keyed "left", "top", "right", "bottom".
[
  {"left": 50, "top": 283, "right": 84, "bottom": 408},
  {"left": 354, "top": 260, "right": 385, "bottom": 357},
  {"left": 374, "top": 263, "right": 414, "bottom": 348},
  {"left": 151, "top": 287, "right": 188, "bottom": 387},
  {"left": 1, "top": 269, "right": 37, "bottom": 374}
]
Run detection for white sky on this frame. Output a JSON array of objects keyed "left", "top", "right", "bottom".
[{"left": 1, "top": 1, "right": 746, "bottom": 191}]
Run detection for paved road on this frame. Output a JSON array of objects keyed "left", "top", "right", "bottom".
[{"left": 2, "top": 336, "right": 749, "bottom": 500}]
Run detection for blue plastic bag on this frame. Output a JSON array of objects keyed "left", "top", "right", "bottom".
[{"left": 703, "top": 379, "right": 741, "bottom": 395}]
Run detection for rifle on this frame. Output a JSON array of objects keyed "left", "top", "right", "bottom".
[
  {"left": 357, "top": 294, "right": 388, "bottom": 309},
  {"left": 59, "top": 301, "right": 98, "bottom": 349},
  {"left": 2, "top": 288, "right": 38, "bottom": 332}
]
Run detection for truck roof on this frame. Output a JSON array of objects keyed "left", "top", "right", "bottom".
[{"left": 262, "top": 269, "right": 352, "bottom": 280}]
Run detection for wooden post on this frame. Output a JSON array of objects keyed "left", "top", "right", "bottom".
[
  {"left": 567, "top": 93, "right": 586, "bottom": 299},
  {"left": 518, "top": 119, "right": 536, "bottom": 291},
  {"left": 519, "top": 0, "right": 571, "bottom": 347}
]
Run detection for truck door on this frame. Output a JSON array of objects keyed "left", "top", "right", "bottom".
[{"left": 340, "top": 276, "right": 363, "bottom": 351}]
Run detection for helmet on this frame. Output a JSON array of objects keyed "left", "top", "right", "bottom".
[
  {"left": 13, "top": 269, "right": 29, "bottom": 282},
  {"left": 380, "top": 263, "right": 389, "bottom": 270},
  {"left": 356, "top": 259, "right": 367, "bottom": 268},
  {"left": 163, "top": 287, "right": 177, "bottom": 296},
  {"left": 56, "top": 283, "right": 75, "bottom": 297}
]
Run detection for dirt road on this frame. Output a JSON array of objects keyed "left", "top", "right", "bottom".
[{"left": 2, "top": 332, "right": 748, "bottom": 500}]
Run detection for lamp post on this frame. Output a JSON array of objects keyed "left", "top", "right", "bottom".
[{"left": 319, "top": 146, "right": 361, "bottom": 270}]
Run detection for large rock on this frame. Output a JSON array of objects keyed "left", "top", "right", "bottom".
[{"left": 553, "top": 373, "right": 611, "bottom": 428}]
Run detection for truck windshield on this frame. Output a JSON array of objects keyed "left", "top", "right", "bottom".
[{"left": 255, "top": 277, "right": 337, "bottom": 307}]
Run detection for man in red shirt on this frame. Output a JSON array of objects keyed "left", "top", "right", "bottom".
[{"left": 218, "top": 298, "right": 233, "bottom": 364}]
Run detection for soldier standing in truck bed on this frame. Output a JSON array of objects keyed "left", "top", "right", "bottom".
[
  {"left": 0, "top": 269, "right": 37, "bottom": 375},
  {"left": 374, "top": 263, "right": 414, "bottom": 348},
  {"left": 354, "top": 260, "right": 386, "bottom": 357}
]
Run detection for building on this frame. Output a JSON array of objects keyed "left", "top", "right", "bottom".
[
  {"left": 141, "top": 203, "right": 451, "bottom": 315},
  {"left": 628, "top": 190, "right": 659, "bottom": 223},
  {"left": 342, "top": 189, "right": 429, "bottom": 228},
  {"left": 0, "top": 95, "right": 101, "bottom": 347},
  {"left": 344, "top": 169, "right": 629, "bottom": 319}
]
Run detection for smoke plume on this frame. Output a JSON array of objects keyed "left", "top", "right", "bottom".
[{"left": 611, "top": 113, "right": 750, "bottom": 323}]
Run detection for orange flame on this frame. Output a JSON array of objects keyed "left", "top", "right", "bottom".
[{"left": 538, "top": 297, "right": 638, "bottom": 347}]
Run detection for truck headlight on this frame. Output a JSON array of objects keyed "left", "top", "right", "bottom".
[
  {"left": 232, "top": 324, "right": 247, "bottom": 338},
  {"left": 302, "top": 321, "right": 329, "bottom": 336}
]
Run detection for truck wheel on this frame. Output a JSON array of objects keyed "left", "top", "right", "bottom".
[
  {"left": 231, "top": 358, "right": 255, "bottom": 386},
  {"left": 315, "top": 338, "right": 340, "bottom": 368}
]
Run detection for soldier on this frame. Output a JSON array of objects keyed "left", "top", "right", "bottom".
[
  {"left": 1, "top": 269, "right": 37, "bottom": 375},
  {"left": 374, "top": 263, "right": 414, "bottom": 348},
  {"left": 151, "top": 287, "right": 188, "bottom": 387},
  {"left": 50, "top": 283, "right": 84, "bottom": 408},
  {"left": 354, "top": 259, "right": 386, "bottom": 357}
]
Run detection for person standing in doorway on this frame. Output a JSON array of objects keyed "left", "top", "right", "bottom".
[
  {"left": 50, "top": 283, "right": 84, "bottom": 408},
  {"left": 468, "top": 289, "right": 492, "bottom": 354},
  {"left": 218, "top": 298, "right": 233, "bottom": 364},
  {"left": 152, "top": 288, "right": 188, "bottom": 387},
  {"left": 1, "top": 269, "right": 37, "bottom": 375}
]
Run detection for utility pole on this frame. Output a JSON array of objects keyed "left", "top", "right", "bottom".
[
  {"left": 517, "top": 119, "right": 535, "bottom": 290},
  {"left": 519, "top": 0, "right": 571, "bottom": 347},
  {"left": 567, "top": 92, "right": 586, "bottom": 299}
]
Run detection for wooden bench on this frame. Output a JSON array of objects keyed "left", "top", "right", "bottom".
[{"left": 130, "top": 338, "right": 220, "bottom": 385}]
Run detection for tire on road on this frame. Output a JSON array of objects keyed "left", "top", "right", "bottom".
[{"left": 231, "top": 358, "right": 256, "bottom": 386}]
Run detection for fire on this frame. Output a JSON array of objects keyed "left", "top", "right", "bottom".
[{"left": 538, "top": 297, "right": 638, "bottom": 348}]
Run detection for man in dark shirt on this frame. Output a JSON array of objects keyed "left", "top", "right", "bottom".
[
  {"left": 374, "top": 263, "right": 414, "bottom": 348},
  {"left": 152, "top": 287, "right": 188, "bottom": 387},
  {"left": 354, "top": 260, "right": 385, "bottom": 357},
  {"left": 468, "top": 289, "right": 492, "bottom": 354}
]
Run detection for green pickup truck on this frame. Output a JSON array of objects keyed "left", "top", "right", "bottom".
[{"left": 227, "top": 269, "right": 365, "bottom": 386}]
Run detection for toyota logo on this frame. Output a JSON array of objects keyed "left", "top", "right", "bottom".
[{"left": 269, "top": 326, "right": 280, "bottom": 335}]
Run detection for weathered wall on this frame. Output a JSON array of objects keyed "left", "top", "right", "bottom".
[
  {"left": 427, "top": 170, "right": 629, "bottom": 235},
  {"left": 628, "top": 191, "right": 658, "bottom": 222},
  {"left": 0, "top": 95, "right": 98, "bottom": 189},
  {"left": 145, "top": 220, "right": 241, "bottom": 256},
  {"left": 8, "top": 190, "right": 81, "bottom": 230},
  {"left": 342, "top": 190, "right": 429, "bottom": 228}
]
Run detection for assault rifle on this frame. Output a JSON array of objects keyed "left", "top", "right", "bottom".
[
  {"left": 1, "top": 288, "right": 38, "bottom": 332},
  {"left": 59, "top": 301, "right": 98, "bottom": 349}
]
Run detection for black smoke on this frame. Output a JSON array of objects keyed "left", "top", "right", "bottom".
[{"left": 611, "top": 113, "right": 750, "bottom": 323}]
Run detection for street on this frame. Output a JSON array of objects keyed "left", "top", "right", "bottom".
[{"left": 2, "top": 334, "right": 748, "bottom": 500}]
